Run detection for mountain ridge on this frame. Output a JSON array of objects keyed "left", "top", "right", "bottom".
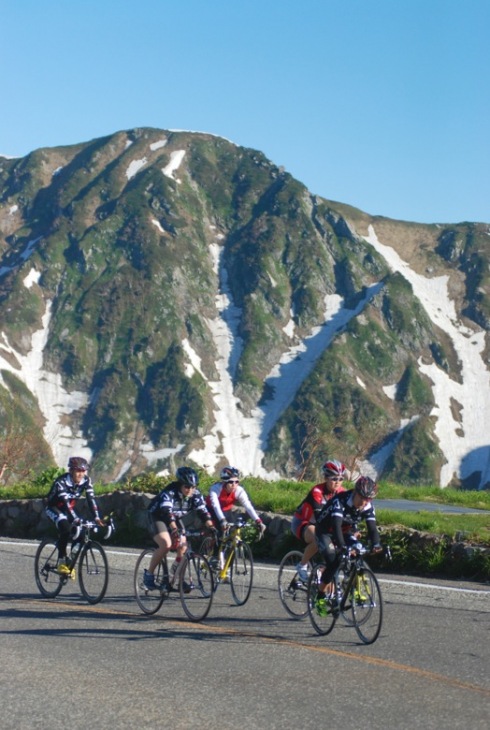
[{"left": 1, "top": 127, "right": 489, "bottom": 488}]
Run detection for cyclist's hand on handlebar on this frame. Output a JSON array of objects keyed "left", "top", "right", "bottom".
[
  {"left": 256, "top": 520, "right": 266, "bottom": 539},
  {"left": 95, "top": 517, "right": 105, "bottom": 527},
  {"left": 371, "top": 543, "right": 383, "bottom": 554},
  {"left": 170, "top": 528, "right": 180, "bottom": 550}
]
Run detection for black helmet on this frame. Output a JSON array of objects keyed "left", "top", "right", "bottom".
[
  {"left": 322, "top": 460, "right": 346, "bottom": 478},
  {"left": 68, "top": 456, "right": 89, "bottom": 472},
  {"left": 220, "top": 466, "right": 240, "bottom": 482},
  {"left": 354, "top": 476, "right": 378, "bottom": 499},
  {"left": 175, "top": 466, "right": 199, "bottom": 488}
]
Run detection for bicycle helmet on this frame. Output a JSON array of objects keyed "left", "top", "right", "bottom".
[
  {"left": 322, "top": 459, "right": 346, "bottom": 478},
  {"left": 220, "top": 465, "right": 240, "bottom": 482},
  {"left": 175, "top": 466, "right": 199, "bottom": 487},
  {"left": 354, "top": 476, "right": 378, "bottom": 499},
  {"left": 68, "top": 456, "right": 89, "bottom": 472}
]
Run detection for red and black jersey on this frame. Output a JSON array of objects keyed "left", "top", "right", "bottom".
[{"left": 293, "top": 483, "right": 345, "bottom": 525}]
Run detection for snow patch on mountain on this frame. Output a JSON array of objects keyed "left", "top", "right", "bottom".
[
  {"left": 188, "top": 241, "right": 384, "bottom": 478},
  {"left": 162, "top": 150, "right": 186, "bottom": 181},
  {"left": 0, "top": 299, "right": 91, "bottom": 466},
  {"left": 364, "top": 225, "right": 490, "bottom": 488}
]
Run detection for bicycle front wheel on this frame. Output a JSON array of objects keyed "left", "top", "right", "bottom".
[
  {"left": 230, "top": 541, "right": 253, "bottom": 606},
  {"left": 34, "top": 539, "right": 64, "bottom": 598},
  {"left": 134, "top": 548, "right": 167, "bottom": 615},
  {"left": 350, "top": 566, "right": 383, "bottom": 644},
  {"left": 78, "top": 541, "right": 109, "bottom": 604},
  {"left": 307, "top": 563, "right": 337, "bottom": 636},
  {"left": 278, "top": 550, "right": 309, "bottom": 619},
  {"left": 179, "top": 553, "right": 214, "bottom": 622}
]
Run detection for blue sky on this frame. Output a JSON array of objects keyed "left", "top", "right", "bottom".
[{"left": 2, "top": 0, "right": 489, "bottom": 224}]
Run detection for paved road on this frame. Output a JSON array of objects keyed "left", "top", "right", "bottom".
[
  {"left": 1, "top": 539, "right": 489, "bottom": 730},
  {"left": 376, "top": 499, "right": 490, "bottom": 513}
]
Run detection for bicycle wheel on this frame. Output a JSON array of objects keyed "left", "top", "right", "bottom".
[
  {"left": 78, "top": 541, "right": 109, "bottom": 604},
  {"left": 277, "top": 550, "right": 310, "bottom": 619},
  {"left": 34, "top": 539, "right": 64, "bottom": 598},
  {"left": 134, "top": 548, "right": 167, "bottom": 615},
  {"left": 179, "top": 553, "right": 214, "bottom": 622},
  {"left": 230, "top": 541, "right": 253, "bottom": 606},
  {"left": 337, "top": 565, "right": 356, "bottom": 626},
  {"left": 199, "top": 535, "right": 219, "bottom": 591},
  {"left": 307, "top": 563, "right": 337, "bottom": 636},
  {"left": 351, "top": 566, "right": 383, "bottom": 644}
]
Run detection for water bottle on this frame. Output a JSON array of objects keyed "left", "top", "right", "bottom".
[
  {"left": 171, "top": 558, "right": 181, "bottom": 576},
  {"left": 71, "top": 541, "right": 82, "bottom": 561}
]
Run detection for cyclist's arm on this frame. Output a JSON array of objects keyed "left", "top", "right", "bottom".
[
  {"left": 365, "top": 515, "right": 381, "bottom": 549},
  {"left": 234, "top": 485, "right": 261, "bottom": 522},
  {"left": 331, "top": 514, "right": 346, "bottom": 549},
  {"left": 84, "top": 481, "right": 102, "bottom": 522},
  {"left": 192, "top": 492, "right": 214, "bottom": 526}
]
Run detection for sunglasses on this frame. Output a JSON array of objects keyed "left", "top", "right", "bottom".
[
  {"left": 328, "top": 476, "right": 344, "bottom": 481},
  {"left": 225, "top": 479, "right": 239, "bottom": 485}
]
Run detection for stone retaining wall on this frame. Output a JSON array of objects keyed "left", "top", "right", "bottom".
[
  {"left": 0, "top": 492, "right": 487, "bottom": 567},
  {"left": 0, "top": 491, "right": 292, "bottom": 553}
]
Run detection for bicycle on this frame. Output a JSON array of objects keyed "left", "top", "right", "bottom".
[
  {"left": 134, "top": 534, "right": 214, "bottom": 622},
  {"left": 307, "top": 542, "right": 390, "bottom": 644},
  {"left": 277, "top": 549, "right": 316, "bottom": 619},
  {"left": 34, "top": 518, "right": 115, "bottom": 604},
  {"left": 199, "top": 515, "right": 254, "bottom": 606}
]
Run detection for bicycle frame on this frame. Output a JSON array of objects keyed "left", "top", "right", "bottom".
[
  {"left": 34, "top": 518, "right": 113, "bottom": 604},
  {"left": 307, "top": 542, "right": 387, "bottom": 644},
  {"left": 198, "top": 516, "right": 254, "bottom": 606}
]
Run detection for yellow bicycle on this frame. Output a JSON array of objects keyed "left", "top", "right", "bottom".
[{"left": 199, "top": 516, "right": 254, "bottom": 606}]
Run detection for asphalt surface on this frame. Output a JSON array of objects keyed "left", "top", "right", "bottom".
[
  {"left": 0, "top": 538, "right": 489, "bottom": 730},
  {"left": 376, "top": 499, "right": 490, "bottom": 513}
]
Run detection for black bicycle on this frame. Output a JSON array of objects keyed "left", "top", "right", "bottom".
[
  {"left": 134, "top": 534, "right": 214, "bottom": 622},
  {"left": 277, "top": 549, "right": 316, "bottom": 619},
  {"left": 34, "top": 518, "right": 115, "bottom": 604},
  {"left": 307, "top": 542, "right": 390, "bottom": 644}
]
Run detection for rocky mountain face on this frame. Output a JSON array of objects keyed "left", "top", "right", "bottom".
[{"left": 1, "top": 127, "right": 489, "bottom": 488}]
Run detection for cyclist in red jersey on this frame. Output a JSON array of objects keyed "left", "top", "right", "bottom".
[{"left": 291, "top": 459, "right": 347, "bottom": 582}]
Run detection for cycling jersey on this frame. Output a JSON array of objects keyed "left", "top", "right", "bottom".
[
  {"left": 316, "top": 489, "right": 380, "bottom": 548},
  {"left": 46, "top": 472, "right": 100, "bottom": 521},
  {"left": 149, "top": 482, "right": 211, "bottom": 527},
  {"left": 206, "top": 481, "right": 260, "bottom": 523},
  {"left": 293, "top": 482, "right": 345, "bottom": 526}
]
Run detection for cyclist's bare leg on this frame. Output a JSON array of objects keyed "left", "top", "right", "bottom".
[
  {"left": 298, "top": 525, "right": 318, "bottom": 567},
  {"left": 148, "top": 531, "right": 171, "bottom": 574}
]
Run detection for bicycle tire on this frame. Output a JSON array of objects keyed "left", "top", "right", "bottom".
[
  {"left": 351, "top": 565, "right": 383, "bottom": 644},
  {"left": 230, "top": 541, "right": 253, "bottom": 606},
  {"left": 277, "top": 550, "right": 310, "bottom": 619},
  {"left": 199, "top": 535, "right": 219, "bottom": 591},
  {"left": 307, "top": 562, "right": 337, "bottom": 636},
  {"left": 78, "top": 540, "right": 109, "bottom": 604},
  {"left": 134, "top": 548, "right": 167, "bottom": 615},
  {"left": 337, "top": 565, "right": 356, "bottom": 626},
  {"left": 179, "top": 553, "right": 214, "bottom": 622},
  {"left": 34, "top": 539, "right": 64, "bottom": 598}
]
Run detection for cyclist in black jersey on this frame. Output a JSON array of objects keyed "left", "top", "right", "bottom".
[
  {"left": 314, "top": 476, "right": 382, "bottom": 616},
  {"left": 45, "top": 456, "right": 104, "bottom": 574},
  {"left": 144, "top": 466, "right": 214, "bottom": 590}
]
